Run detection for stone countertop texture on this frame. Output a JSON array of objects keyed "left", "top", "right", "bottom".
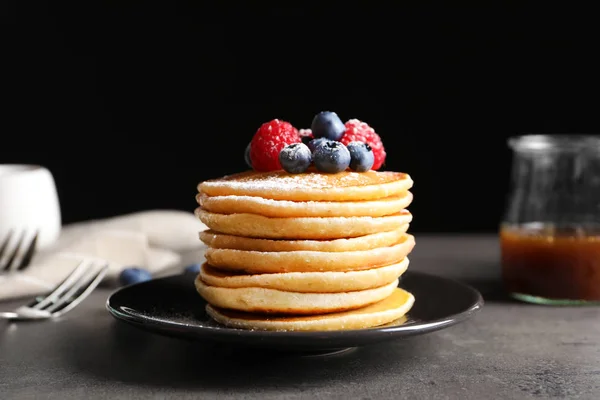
[{"left": 1, "top": 234, "right": 599, "bottom": 400}]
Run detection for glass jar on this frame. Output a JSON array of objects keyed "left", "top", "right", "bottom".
[{"left": 500, "top": 134, "right": 600, "bottom": 305}]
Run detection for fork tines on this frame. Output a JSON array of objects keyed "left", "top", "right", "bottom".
[
  {"left": 21, "top": 260, "right": 109, "bottom": 319},
  {"left": 0, "top": 229, "right": 39, "bottom": 273}
]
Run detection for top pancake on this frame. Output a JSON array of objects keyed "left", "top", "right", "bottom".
[{"left": 198, "top": 169, "right": 413, "bottom": 202}]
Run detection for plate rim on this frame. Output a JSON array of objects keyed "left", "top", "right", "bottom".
[{"left": 106, "top": 270, "right": 484, "bottom": 339}]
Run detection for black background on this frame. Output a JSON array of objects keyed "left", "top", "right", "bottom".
[{"left": 3, "top": 3, "right": 599, "bottom": 232}]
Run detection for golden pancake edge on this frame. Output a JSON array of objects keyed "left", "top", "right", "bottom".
[
  {"left": 199, "top": 226, "right": 409, "bottom": 252},
  {"left": 204, "top": 234, "right": 415, "bottom": 273},
  {"left": 196, "top": 191, "right": 413, "bottom": 218},
  {"left": 195, "top": 276, "right": 398, "bottom": 314},
  {"left": 200, "top": 258, "right": 409, "bottom": 293},
  {"left": 205, "top": 287, "right": 415, "bottom": 332},
  {"left": 198, "top": 169, "right": 413, "bottom": 202},
  {"left": 195, "top": 208, "right": 412, "bottom": 240}
]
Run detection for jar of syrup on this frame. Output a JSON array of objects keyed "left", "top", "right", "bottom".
[{"left": 501, "top": 134, "right": 600, "bottom": 305}]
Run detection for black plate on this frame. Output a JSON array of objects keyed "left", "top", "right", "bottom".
[{"left": 106, "top": 271, "right": 483, "bottom": 354}]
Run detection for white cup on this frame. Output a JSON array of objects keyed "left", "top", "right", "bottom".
[{"left": 0, "top": 164, "right": 61, "bottom": 251}]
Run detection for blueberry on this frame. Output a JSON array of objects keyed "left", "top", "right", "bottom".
[
  {"left": 301, "top": 135, "right": 313, "bottom": 146},
  {"left": 346, "top": 141, "right": 375, "bottom": 172},
  {"left": 244, "top": 142, "right": 252, "bottom": 168},
  {"left": 310, "top": 111, "right": 346, "bottom": 141},
  {"left": 307, "top": 137, "right": 329, "bottom": 152},
  {"left": 313, "top": 140, "right": 351, "bottom": 173},
  {"left": 279, "top": 143, "right": 312, "bottom": 174},
  {"left": 184, "top": 263, "right": 201, "bottom": 274},
  {"left": 119, "top": 267, "right": 152, "bottom": 286}
]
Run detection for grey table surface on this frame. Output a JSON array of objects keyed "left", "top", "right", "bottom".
[{"left": 1, "top": 234, "right": 599, "bottom": 400}]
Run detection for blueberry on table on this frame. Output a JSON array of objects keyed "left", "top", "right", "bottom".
[
  {"left": 279, "top": 143, "right": 313, "bottom": 174},
  {"left": 310, "top": 111, "right": 346, "bottom": 141},
  {"left": 346, "top": 141, "right": 375, "bottom": 172},
  {"left": 119, "top": 267, "right": 152, "bottom": 286},
  {"left": 313, "top": 140, "right": 351, "bottom": 173},
  {"left": 184, "top": 263, "right": 201, "bottom": 274},
  {"left": 244, "top": 142, "right": 253, "bottom": 168}
]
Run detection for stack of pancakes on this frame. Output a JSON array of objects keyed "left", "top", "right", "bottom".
[{"left": 194, "top": 169, "right": 416, "bottom": 331}]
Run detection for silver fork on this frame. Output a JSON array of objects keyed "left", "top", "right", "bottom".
[
  {"left": 0, "top": 229, "right": 38, "bottom": 273},
  {"left": 0, "top": 260, "right": 109, "bottom": 321}
]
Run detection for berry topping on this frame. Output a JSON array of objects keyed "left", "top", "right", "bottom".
[
  {"left": 244, "top": 142, "right": 252, "bottom": 169},
  {"left": 119, "top": 267, "right": 152, "bottom": 286},
  {"left": 313, "top": 140, "right": 351, "bottom": 173},
  {"left": 307, "top": 137, "right": 329, "bottom": 152},
  {"left": 298, "top": 129, "right": 314, "bottom": 144},
  {"left": 279, "top": 143, "right": 313, "bottom": 174},
  {"left": 340, "top": 119, "right": 386, "bottom": 170},
  {"left": 250, "top": 119, "right": 300, "bottom": 171},
  {"left": 298, "top": 128, "right": 314, "bottom": 146},
  {"left": 346, "top": 141, "right": 375, "bottom": 172},
  {"left": 311, "top": 111, "right": 346, "bottom": 141}
]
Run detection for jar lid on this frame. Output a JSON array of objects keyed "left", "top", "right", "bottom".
[{"left": 508, "top": 134, "right": 600, "bottom": 152}]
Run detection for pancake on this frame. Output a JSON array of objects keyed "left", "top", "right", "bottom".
[
  {"left": 198, "top": 170, "right": 413, "bottom": 202},
  {"left": 204, "top": 234, "right": 415, "bottom": 273},
  {"left": 195, "top": 208, "right": 412, "bottom": 240},
  {"left": 196, "top": 191, "right": 413, "bottom": 218},
  {"left": 200, "top": 258, "right": 409, "bottom": 293},
  {"left": 199, "top": 226, "right": 409, "bottom": 252},
  {"left": 205, "top": 287, "right": 414, "bottom": 331},
  {"left": 195, "top": 276, "right": 398, "bottom": 314}
]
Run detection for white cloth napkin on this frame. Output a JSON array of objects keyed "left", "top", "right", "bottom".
[{"left": 0, "top": 210, "right": 208, "bottom": 301}]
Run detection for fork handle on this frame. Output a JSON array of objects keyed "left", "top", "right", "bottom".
[
  {"left": 0, "top": 311, "right": 20, "bottom": 319},
  {"left": 0, "top": 307, "right": 50, "bottom": 320}
]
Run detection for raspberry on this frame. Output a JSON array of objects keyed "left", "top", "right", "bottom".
[
  {"left": 298, "top": 129, "right": 314, "bottom": 146},
  {"left": 298, "top": 128, "right": 313, "bottom": 138},
  {"left": 250, "top": 119, "right": 300, "bottom": 171},
  {"left": 340, "top": 119, "right": 386, "bottom": 170}
]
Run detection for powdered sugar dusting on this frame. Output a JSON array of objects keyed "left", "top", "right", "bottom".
[
  {"left": 202, "top": 170, "right": 407, "bottom": 191},
  {"left": 221, "top": 174, "right": 330, "bottom": 190}
]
